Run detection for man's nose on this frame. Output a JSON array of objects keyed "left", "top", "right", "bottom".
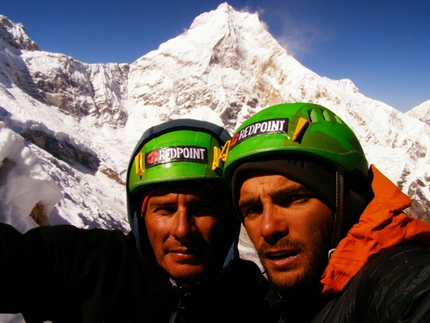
[
  {"left": 172, "top": 206, "right": 193, "bottom": 239},
  {"left": 260, "top": 204, "right": 289, "bottom": 244}
]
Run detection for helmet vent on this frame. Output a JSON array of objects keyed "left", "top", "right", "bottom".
[
  {"left": 334, "top": 115, "right": 344, "bottom": 124},
  {"left": 322, "top": 110, "right": 331, "bottom": 121},
  {"left": 309, "top": 110, "right": 316, "bottom": 122}
]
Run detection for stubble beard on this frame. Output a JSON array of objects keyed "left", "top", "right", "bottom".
[{"left": 259, "top": 237, "right": 330, "bottom": 295}]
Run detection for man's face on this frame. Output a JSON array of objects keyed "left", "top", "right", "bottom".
[
  {"left": 143, "top": 182, "right": 231, "bottom": 281},
  {"left": 238, "top": 174, "right": 333, "bottom": 291}
]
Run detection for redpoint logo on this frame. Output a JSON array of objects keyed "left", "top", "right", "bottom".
[
  {"left": 145, "top": 146, "right": 208, "bottom": 168},
  {"left": 231, "top": 133, "right": 240, "bottom": 146},
  {"left": 146, "top": 150, "right": 159, "bottom": 165},
  {"left": 230, "top": 118, "right": 288, "bottom": 148}
]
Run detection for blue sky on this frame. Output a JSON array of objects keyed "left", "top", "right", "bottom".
[{"left": 1, "top": 1, "right": 429, "bottom": 112}]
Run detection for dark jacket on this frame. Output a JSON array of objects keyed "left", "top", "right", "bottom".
[
  {"left": 314, "top": 244, "right": 430, "bottom": 323},
  {"left": 0, "top": 223, "right": 276, "bottom": 322},
  {"left": 269, "top": 165, "right": 430, "bottom": 323}
]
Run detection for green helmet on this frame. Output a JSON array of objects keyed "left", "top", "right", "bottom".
[
  {"left": 224, "top": 102, "right": 370, "bottom": 248},
  {"left": 126, "top": 118, "right": 231, "bottom": 232},
  {"left": 224, "top": 102, "right": 368, "bottom": 183},
  {"left": 128, "top": 120, "right": 230, "bottom": 195}
]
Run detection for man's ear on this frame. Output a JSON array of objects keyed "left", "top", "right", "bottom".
[{"left": 140, "top": 187, "right": 156, "bottom": 218}]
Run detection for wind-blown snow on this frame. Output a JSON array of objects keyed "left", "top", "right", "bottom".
[{"left": 0, "top": 123, "right": 61, "bottom": 233}]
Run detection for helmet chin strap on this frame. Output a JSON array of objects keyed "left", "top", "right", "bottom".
[{"left": 330, "top": 168, "right": 345, "bottom": 252}]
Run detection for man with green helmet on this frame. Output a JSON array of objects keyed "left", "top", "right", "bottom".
[
  {"left": 224, "top": 102, "right": 430, "bottom": 322},
  {"left": 0, "top": 119, "right": 276, "bottom": 322}
]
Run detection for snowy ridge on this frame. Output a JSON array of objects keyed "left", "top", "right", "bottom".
[
  {"left": 407, "top": 99, "right": 430, "bottom": 126},
  {"left": 1, "top": 3, "right": 430, "bottom": 240}
]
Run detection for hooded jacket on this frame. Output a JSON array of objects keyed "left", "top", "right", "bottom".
[
  {"left": 321, "top": 165, "right": 430, "bottom": 293},
  {"left": 271, "top": 165, "right": 430, "bottom": 323}
]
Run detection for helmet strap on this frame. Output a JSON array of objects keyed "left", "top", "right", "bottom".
[{"left": 330, "top": 168, "right": 344, "bottom": 249}]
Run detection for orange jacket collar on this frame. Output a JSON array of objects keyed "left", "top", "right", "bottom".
[{"left": 321, "top": 165, "right": 430, "bottom": 294}]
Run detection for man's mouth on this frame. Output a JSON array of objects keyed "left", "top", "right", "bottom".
[
  {"left": 170, "top": 247, "right": 192, "bottom": 254},
  {"left": 263, "top": 249, "right": 300, "bottom": 269},
  {"left": 266, "top": 250, "right": 298, "bottom": 260},
  {"left": 168, "top": 246, "right": 206, "bottom": 263}
]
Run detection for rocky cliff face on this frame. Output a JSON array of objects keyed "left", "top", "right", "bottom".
[
  {"left": 1, "top": 15, "right": 129, "bottom": 129},
  {"left": 19, "top": 49, "right": 130, "bottom": 127}
]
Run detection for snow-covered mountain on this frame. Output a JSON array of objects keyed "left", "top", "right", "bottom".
[
  {"left": 407, "top": 99, "right": 430, "bottom": 126},
  {"left": 1, "top": 3, "right": 430, "bottom": 236}
]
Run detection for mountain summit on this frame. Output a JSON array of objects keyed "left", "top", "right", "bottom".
[
  {"left": 0, "top": 3, "right": 429, "bottom": 237},
  {"left": 128, "top": 2, "right": 361, "bottom": 133}
]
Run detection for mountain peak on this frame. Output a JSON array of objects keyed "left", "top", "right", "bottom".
[
  {"left": 0, "top": 15, "right": 39, "bottom": 51},
  {"left": 215, "top": 2, "right": 235, "bottom": 12},
  {"left": 129, "top": 2, "right": 300, "bottom": 130}
]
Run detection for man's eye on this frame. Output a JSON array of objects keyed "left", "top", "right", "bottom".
[
  {"left": 154, "top": 207, "right": 176, "bottom": 215},
  {"left": 280, "top": 194, "right": 310, "bottom": 206},
  {"left": 241, "top": 205, "right": 263, "bottom": 219}
]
